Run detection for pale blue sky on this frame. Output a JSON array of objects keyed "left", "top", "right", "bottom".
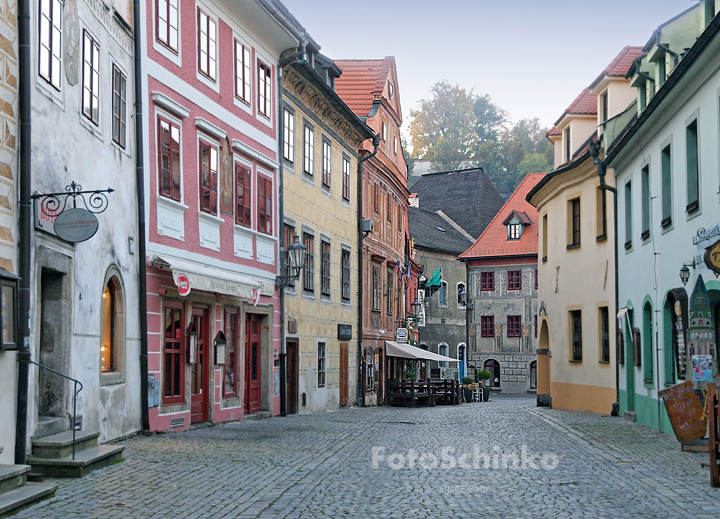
[{"left": 281, "top": 0, "right": 693, "bottom": 146}]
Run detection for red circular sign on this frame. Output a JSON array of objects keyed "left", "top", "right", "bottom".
[{"left": 176, "top": 274, "right": 191, "bottom": 296}]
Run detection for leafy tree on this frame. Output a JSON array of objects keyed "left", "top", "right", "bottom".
[
  {"left": 511, "top": 117, "right": 548, "bottom": 154},
  {"left": 401, "top": 135, "right": 415, "bottom": 178},
  {"left": 474, "top": 94, "right": 508, "bottom": 143},
  {"left": 517, "top": 152, "right": 553, "bottom": 176}
]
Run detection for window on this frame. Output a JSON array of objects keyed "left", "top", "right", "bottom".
[
  {"left": 481, "top": 271, "right": 494, "bottom": 292},
  {"left": 82, "top": 31, "right": 100, "bottom": 124},
  {"left": 322, "top": 140, "right": 331, "bottom": 188},
  {"left": 371, "top": 263, "right": 381, "bottom": 311},
  {"left": 641, "top": 165, "right": 650, "bottom": 238},
  {"left": 342, "top": 157, "right": 351, "bottom": 201},
  {"left": 484, "top": 359, "right": 501, "bottom": 388},
  {"left": 601, "top": 91, "right": 608, "bottom": 123},
  {"left": 236, "top": 164, "right": 251, "bottom": 227},
  {"left": 366, "top": 349, "right": 375, "bottom": 390},
  {"left": 258, "top": 61, "right": 272, "bottom": 119},
  {"left": 438, "top": 344, "right": 447, "bottom": 368},
  {"left": 568, "top": 198, "right": 580, "bottom": 248},
  {"left": 597, "top": 186, "right": 607, "bottom": 239},
  {"left": 624, "top": 181, "right": 632, "bottom": 249},
  {"left": 481, "top": 316, "right": 494, "bottom": 337},
  {"left": 388, "top": 80, "right": 394, "bottom": 99},
  {"left": 303, "top": 125, "right": 314, "bottom": 175},
  {"left": 387, "top": 194, "right": 392, "bottom": 222},
  {"left": 386, "top": 267, "right": 394, "bottom": 314},
  {"left": 542, "top": 214, "right": 548, "bottom": 261},
  {"left": 507, "top": 270, "right": 521, "bottom": 291},
  {"left": 303, "top": 233, "right": 314, "bottom": 292},
  {"left": 199, "top": 139, "right": 218, "bottom": 214},
  {"left": 158, "top": 117, "right": 181, "bottom": 201},
  {"left": 570, "top": 310, "right": 582, "bottom": 361},
  {"left": 564, "top": 127, "right": 571, "bottom": 162},
  {"left": 438, "top": 281, "right": 447, "bottom": 307},
  {"left": 321, "top": 241, "right": 331, "bottom": 296},
  {"left": 223, "top": 309, "right": 238, "bottom": 397},
  {"left": 257, "top": 175, "right": 272, "bottom": 235},
  {"left": 163, "top": 302, "right": 185, "bottom": 404},
  {"left": 534, "top": 269, "right": 538, "bottom": 291},
  {"left": 317, "top": 342, "right": 326, "bottom": 388},
  {"left": 508, "top": 223, "right": 520, "bottom": 240},
  {"left": 639, "top": 82, "right": 647, "bottom": 111},
  {"left": 283, "top": 224, "right": 295, "bottom": 280},
  {"left": 529, "top": 361, "right": 537, "bottom": 389},
  {"left": 39, "top": 0, "right": 62, "bottom": 90},
  {"left": 382, "top": 121, "right": 387, "bottom": 141},
  {"left": 534, "top": 315, "right": 538, "bottom": 337},
  {"left": 643, "top": 302, "right": 653, "bottom": 383},
  {"left": 507, "top": 315, "right": 521, "bottom": 337},
  {"left": 197, "top": 9, "right": 216, "bottom": 81},
  {"left": 393, "top": 136, "right": 398, "bottom": 155},
  {"left": 457, "top": 283, "right": 466, "bottom": 306},
  {"left": 686, "top": 119, "right": 699, "bottom": 212},
  {"left": 341, "top": 249, "right": 351, "bottom": 302},
  {"left": 283, "top": 110, "right": 294, "bottom": 162},
  {"left": 101, "top": 276, "right": 123, "bottom": 374},
  {"left": 235, "top": 40, "right": 251, "bottom": 104},
  {"left": 156, "top": 0, "right": 178, "bottom": 52},
  {"left": 661, "top": 144, "right": 672, "bottom": 226},
  {"left": 374, "top": 184, "right": 380, "bottom": 213},
  {"left": 600, "top": 306, "right": 610, "bottom": 363},
  {"left": 112, "top": 66, "right": 127, "bottom": 148}
]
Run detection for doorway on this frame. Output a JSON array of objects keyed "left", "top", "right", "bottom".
[
  {"left": 39, "top": 269, "right": 70, "bottom": 420},
  {"left": 245, "top": 313, "right": 263, "bottom": 414},
  {"left": 190, "top": 307, "right": 209, "bottom": 424},
  {"left": 286, "top": 338, "right": 299, "bottom": 414},
  {"left": 340, "top": 343, "right": 349, "bottom": 407}
]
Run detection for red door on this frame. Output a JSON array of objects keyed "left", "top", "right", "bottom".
[
  {"left": 190, "top": 307, "right": 209, "bottom": 423},
  {"left": 245, "top": 314, "right": 262, "bottom": 414}
]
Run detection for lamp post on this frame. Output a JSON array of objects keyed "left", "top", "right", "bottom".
[
  {"left": 459, "top": 289, "right": 473, "bottom": 384},
  {"left": 276, "top": 233, "right": 307, "bottom": 288}
]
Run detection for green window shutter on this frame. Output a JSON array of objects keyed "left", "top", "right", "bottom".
[{"left": 686, "top": 120, "right": 699, "bottom": 208}]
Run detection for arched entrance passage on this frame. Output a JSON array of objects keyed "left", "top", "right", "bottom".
[{"left": 536, "top": 318, "right": 551, "bottom": 407}]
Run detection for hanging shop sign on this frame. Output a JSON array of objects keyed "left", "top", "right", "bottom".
[
  {"left": 32, "top": 182, "right": 113, "bottom": 243},
  {"left": 176, "top": 274, "right": 191, "bottom": 297},
  {"left": 704, "top": 238, "right": 720, "bottom": 275},
  {"left": 395, "top": 327, "right": 408, "bottom": 344},
  {"left": 693, "top": 223, "right": 720, "bottom": 246},
  {"left": 417, "top": 289, "right": 426, "bottom": 328}
]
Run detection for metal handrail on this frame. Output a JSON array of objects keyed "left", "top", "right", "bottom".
[{"left": 29, "top": 360, "right": 83, "bottom": 460}]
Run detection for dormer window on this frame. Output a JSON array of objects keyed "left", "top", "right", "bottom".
[
  {"left": 600, "top": 91, "right": 608, "bottom": 123},
  {"left": 509, "top": 224, "right": 520, "bottom": 240},
  {"left": 564, "top": 126, "right": 571, "bottom": 162},
  {"left": 503, "top": 210, "right": 532, "bottom": 241}
]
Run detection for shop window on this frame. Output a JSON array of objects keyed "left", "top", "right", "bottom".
[
  {"left": 484, "top": 359, "right": 501, "bottom": 388},
  {"left": 223, "top": 309, "right": 238, "bottom": 397},
  {"left": 101, "top": 275, "right": 124, "bottom": 378},
  {"left": 163, "top": 301, "right": 185, "bottom": 404}
]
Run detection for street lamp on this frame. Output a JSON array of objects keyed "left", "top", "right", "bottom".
[
  {"left": 276, "top": 233, "right": 307, "bottom": 288},
  {"left": 679, "top": 265, "right": 690, "bottom": 286},
  {"left": 410, "top": 298, "right": 421, "bottom": 315}
]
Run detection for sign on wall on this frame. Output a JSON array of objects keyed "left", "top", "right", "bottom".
[
  {"left": 692, "top": 355, "right": 713, "bottom": 382},
  {"left": 338, "top": 324, "right": 352, "bottom": 341},
  {"left": 417, "top": 289, "right": 426, "bottom": 327},
  {"left": 395, "top": 328, "right": 408, "bottom": 344}
]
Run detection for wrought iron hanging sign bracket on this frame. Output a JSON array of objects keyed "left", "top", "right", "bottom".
[{"left": 30, "top": 182, "right": 114, "bottom": 243}]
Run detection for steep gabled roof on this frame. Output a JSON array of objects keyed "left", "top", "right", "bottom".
[
  {"left": 460, "top": 173, "right": 546, "bottom": 260},
  {"left": 334, "top": 58, "right": 394, "bottom": 117},
  {"left": 408, "top": 208, "right": 474, "bottom": 255},
  {"left": 554, "top": 88, "right": 597, "bottom": 126},
  {"left": 546, "top": 126, "right": 561, "bottom": 139},
  {"left": 589, "top": 46, "right": 646, "bottom": 89},
  {"left": 410, "top": 167, "right": 504, "bottom": 239}
]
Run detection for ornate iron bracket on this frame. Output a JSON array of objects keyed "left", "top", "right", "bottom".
[{"left": 31, "top": 181, "right": 114, "bottom": 218}]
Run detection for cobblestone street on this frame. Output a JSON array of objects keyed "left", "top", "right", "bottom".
[{"left": 7, "top": 396, "right": 720, "bottom": 519}]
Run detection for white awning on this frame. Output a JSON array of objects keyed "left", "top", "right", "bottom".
[
  {"left": 385, "top": 341, "right": 459, "bottom": 363},
  {"left": 151, "top": 255, "right": 262, "bottom": 298}
]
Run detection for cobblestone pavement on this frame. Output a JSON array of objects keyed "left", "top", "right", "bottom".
[{"left": 7, "top": 395, "right": 720, "bottom": 519}]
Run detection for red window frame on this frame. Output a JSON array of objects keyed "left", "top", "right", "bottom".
[
  {"left": 197, "top": 8, "right": 216, "bottom": 81},
  {"left": 258, "top": 61, "right": 272, "bottom": 119},
  {"left": 342, "top": 157, "right": 350, "bottom": 201},
  {"left": 199, "top": 139, "right": 218, "bottom": 215},
  {"left": 235, "top": 39, "right": 251, "bottom": 104},
  {"left": 322, "top": 140, "right": 331, "bottom": 188},
  {"left": 507, "top": 315, "right": 521, "bottom": 337},
  {"left": 507, "top": 270, "right": 521, "bottom": 291},
  {"left": 236, "top": 163, "right": 251, "bottom": 227},
  {"left": 158, "top": 116, "right": 181, "bottom": 202},
  {"left": 156, "top": 0, "right": 179, "bottom": 53},
  {"left": 222, "top": 308, "right": 238, "bottom": 397},
  {"left": 162, "top": 301, "right": 185, "bottom": 405},
  {"left": 481, "top": 315, "right": 494, "bottom": 337},
  {"left": 257, "top": 175, "right": 273, "bottom": 235},
  {"left": 481, "top": 271, "right": 494, "bottom": 292}
]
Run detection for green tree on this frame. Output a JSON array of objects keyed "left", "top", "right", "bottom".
[
  {"left": 517, "top": 152, "right": 553, "bottom": 176},
  {"left": 474, "top": 94, "right": 508, "bottom": 143},
  {"left": 401, "top": 135, "right": 415, "bottom": 178}
]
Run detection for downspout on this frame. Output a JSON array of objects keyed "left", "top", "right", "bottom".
[
  {"left": 277, "top": 44, "right": 306, "bottom": 417},
  {"left": 357, "top": 134, "right": 380, "bottom": 406},
  {"left": 133, "top": 0, "right": 150, "bottom": 433},
  {"left": 15, "top": 0, "right": 31, "bottom": 464},
  {"left": 591, "top": 140, "right": 619, "bottom": 417}
]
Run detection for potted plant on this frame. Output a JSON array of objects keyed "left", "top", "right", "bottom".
[
  {"left": 476, "top": 370, "right": 491, "bottom": 402},
  {"left": 461, "top": 376, "right": 474, "bottom": 402}
]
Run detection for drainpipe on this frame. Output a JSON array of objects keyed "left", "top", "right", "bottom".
[
  {"left": 357, "top": 134, "right": 380, "bottom": 407},
  {"left": 133, "top": 0, "right": 150, "bottom": 433},
  {"left": 591, "top": 140, "right": 620, "bottom": 417},
  {"left": 14, "top": 0, "right": 31, "bottom": 464}
]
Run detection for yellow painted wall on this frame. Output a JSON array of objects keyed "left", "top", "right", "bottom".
[{"left": 550, "top": 381, "right": 616, "bottom": 414}]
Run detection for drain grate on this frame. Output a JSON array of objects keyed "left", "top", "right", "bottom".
[{"left": 169, "top": 417, "right": 185, "bottom": 428}]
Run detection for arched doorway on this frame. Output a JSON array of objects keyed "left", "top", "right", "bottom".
[
  {"left": 457, "top": 343, "right": 467, "bottom": 380},
  {"left": 484, "top": 359, "right": 501, "bottom": 388},
  {"left": 536, "top": 319, "right": 550, "bottom": 406}
]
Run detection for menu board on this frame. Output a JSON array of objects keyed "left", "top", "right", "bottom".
[{"left": 659, "top": 381, "right": 707, "bottom": 443}]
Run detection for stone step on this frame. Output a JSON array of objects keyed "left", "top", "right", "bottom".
[
  {"left": 32, "top": 430, "right": 99, "bottom": 459},
  {"left": 242, "top": 411, "right": 272, "bottom": 421},
  {"left": 27, "top": 444, "right": 124, "bottom": 479},
  {"left": 0, "top": 465, "right": 30, "bottom": 495},
  {"left": 35, "top": 416, "right": 67, "bottom": 440},
  {"left": 0, "top": 482, "right": 56, "bottom": 517}
]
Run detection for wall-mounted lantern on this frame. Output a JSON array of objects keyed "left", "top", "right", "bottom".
[
  {"left": 0, "top": 268, "right": 20, "bottom": 351},
  {"left": 276, "top": 233, "right": 307, "bottom": 288},
  {"left": 214, "top": 331, "right": 227, "bottom": 365},
  {"left": 186, "top": 322, "right": 197, "bottom": 364}
]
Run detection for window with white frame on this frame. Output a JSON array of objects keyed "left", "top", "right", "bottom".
[
  {"left": 342, "top": 157, "right": 351, "bottom": 201},
  {"left": 303, "top": 125, "right": 314, "bottom": 176},
  {"left": 235, "top": 39, "right": 251, "bottom": 104},
  {"left": 197, "top": 8, "right": 216, "bottom": 81},
  {"left": 322, "top": 140, "right": 331, "bottom": 188},
  {"left": 283, "top": 109, "right": 294, "bottom": 162},
  {"left": 341, "top": 248, "right": 351, "bottom": 302},
  {"left": 317, "top": 342, "right": 326, "bottom": 387},
  {"left": 158, "top": 116, "right": 181, "bottom": 201},
  {"left": 258, "top": 61, "right": 272, "bottom": 118},
  {"left": 39, "top": 0, "right": 63, "bottom": 90},
  {"left": 82, "top": 30, "right": 100, "bottom": 125},
  {"left": 156, "top": 0, "right": 179, "bottom": 52},
  {"left": 112, "top": 65, "right": 127, "bottom": 148}
]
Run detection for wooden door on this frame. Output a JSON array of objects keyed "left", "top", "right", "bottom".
[
  {"left": 340, "top": 343, "right": 349, "bottom": 407},
  {"left": 286, "top": 339, "right": 299, "bottom": 414},
  {"left": 190, "top": 307, "right": 209, "bottom": 423},
  {"left": 244, "top": 314, "right": 263, "bottom": 414}
]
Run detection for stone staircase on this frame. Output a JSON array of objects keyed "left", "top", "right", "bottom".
[
  {"left": 0, "top": 448, "right": 57, "bottom": 517},
  {"left": 27, "top": 431, "right": 125, "bottom": 478}
]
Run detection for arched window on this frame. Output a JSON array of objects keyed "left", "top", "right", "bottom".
[
  {"left": 529, "top": 360, "right": 537, "bottom": 389},
  {"left": 101, "top": 271, "right": 125, "bottom": 383},
  {"left": 438, "top": 281, "right": 448, "bottom": 307},
  {"left": 484, "top": 359, "right": 501, "bottom": 388},
  {"left": 438, "top": 343, "right": 448, "bottom": 367},
  {"left": 457, "top": 283, "right": 466, "bottom": 307}
]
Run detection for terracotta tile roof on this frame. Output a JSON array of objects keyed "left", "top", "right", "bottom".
[
  {"left": 565, "top": 88, "right": 597, "bottom": 116},
  {"left": 590, "top": 46, "right": 646, "bottom": 89},
  {"left": 334, "top": 58, "right": 394, "bottom": 117},
  {"left": 460, "top": 173, "right": 547, "bottom": 260},
  {"left": 546, "top": 126, "right": 561, "bottom": 138}
]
